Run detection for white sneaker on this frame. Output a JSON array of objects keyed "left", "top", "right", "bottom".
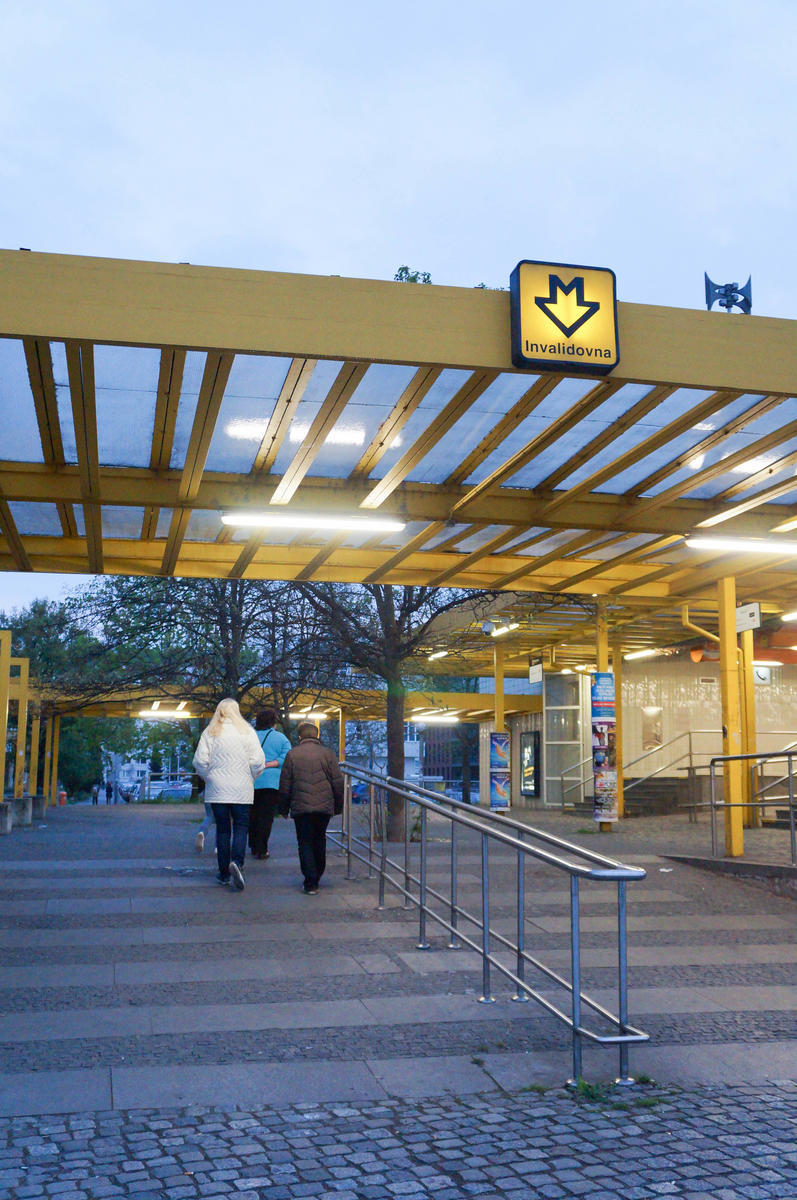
[
  {"left": 195, "top": 831, "right": 205, "bottom": 853},
  {"left": 230, "top": 862, "right": 245, "bottom": 891}
]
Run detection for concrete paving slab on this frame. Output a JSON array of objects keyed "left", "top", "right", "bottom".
[
  {"left": 1, "top": 873, "right": 201, "bottom": 892},
  {"left": 531, "top": 912, "right": 795, "bottom": 933},
  {"left": 0, "top": 927, "right": 146, "bottom": 947},
  {"left": 349, "top": 952, "right": 401, "bottom": 974},
  {"left": 304, "top": 920, "right": 413, "bottom": 940},
  {"left": 365, "top": 1053, "right": 493, "bottom": 1097},
  {"left": 0, "top": 963, "right": 115, "bottom": 989},
  {"left": 149, "top": 996, "right": 373, "bottom": 1035},
  {"left": 0, "top": 1006, "right": 153, "bottom": 1042},
  {"left": 111, "top": 1059, "right": 388, "bottom": 1108},
  {"left": 46, "top": 898, "right": 133, "bottom": 915},
  {"left": 480, "top": 1050, "right": 574, "bottom": 1091},
  {"left": 0, "top": 1068, "right": 112, "bottom": 1116},
  {"left": 113, "top": 952, "right": 382, "bottom": 985}
]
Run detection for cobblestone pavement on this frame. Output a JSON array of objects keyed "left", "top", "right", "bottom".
[
  {"left": 1, "top": 802, "right": 796, "bottom": 1198},
  {"left": 1, "top": 1084, "right": 797, "bottom": 1200}
]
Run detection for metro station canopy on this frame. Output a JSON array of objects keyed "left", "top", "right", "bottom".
[{"left": 2, "top": 250, "right": 797, "bottom": 630}]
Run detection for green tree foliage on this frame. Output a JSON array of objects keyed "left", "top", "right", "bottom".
[
  {"left": 296, "top": 583, "right": 495, "bottom": 837},
  {"left": 394, "top": 266, "right": 432, "bottom": 284}
]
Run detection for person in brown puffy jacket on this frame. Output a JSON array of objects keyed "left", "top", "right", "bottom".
[{"left": 278, "top": 722, "right": 344, "bottom": 894}]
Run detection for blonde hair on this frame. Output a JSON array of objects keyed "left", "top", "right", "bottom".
[{"left": 206, "top": 698, "right": 252, "bottom": 737}]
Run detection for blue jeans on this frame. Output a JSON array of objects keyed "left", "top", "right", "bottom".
[
  {"left": 212, "top": 803, "right": 250, "bottom": 878},
  {"left": 199, "top": 803, "right": 215, "bottom": 843}
]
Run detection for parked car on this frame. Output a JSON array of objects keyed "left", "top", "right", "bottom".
[{"left": 154, "top": 782, "right": 193, "bottom": 801}]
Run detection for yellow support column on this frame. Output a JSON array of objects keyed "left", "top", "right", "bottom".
[
  {"left": 612, "top": 642, "right": 625, "bottom": 820},
  {"left": 493, "top": 643, "right": 505, "bottom": 733},
  {"left": 50, "top": 715, "right": 62, "bottom": 804},
  {"left": 338, "top": 709, "right": 346, "bottom": 762},
  {"left": 13, "top": 658, "right": 29, "bottom": 798},
  {"left": 717, "top": 577, "right": 744, "bottom": 856},
  {"left": 42, "top": 717, "right": 53, "bottom": 808},
  {"left": 0, "top": 631, "right": 10, "bottom": 798},
  {"left": 596, "top": 603, "right": 612, "bottom": 832},
  {"left": 739, "top": 627, "right": 758, "bottom": 827},
  {"left": 29, "top": 709, "right": 41, "bottom": 797}
]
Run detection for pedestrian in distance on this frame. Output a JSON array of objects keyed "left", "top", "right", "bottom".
[
  {"left": 192, "top": 699, "right": 266, "bottom": 890},
  {"left": 250, "top": 707, "right": 291, "bottom": 860},
  {"left": 91, "top": 783, "right": 99, "bottom": 805},
  {"left": 105, "top": 780, "right": 113, "bottom": 804},
  {"left": 278, "top": 721, "right": 344, "bottom": 895}
]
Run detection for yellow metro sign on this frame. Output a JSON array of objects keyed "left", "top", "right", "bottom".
[{"left": 510, "top": 259, "right": 619, "bottom": 375}]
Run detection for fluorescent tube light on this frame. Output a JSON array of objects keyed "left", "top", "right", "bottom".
[
  {"left": 139, "top": 709, "right": 192, "bottom": 719},
  {"left": 428, "top": 650, "right": 449, "bottom": 660},
  {"left": 624, "top": 649, "right": 659, "bottom": 661},
  {"left": 408, "top": 713, "right": 459, "bottom": 724},
  {"left": 221, "top": 512, "right": 405, "bottom": 533},
  {"left": 686, "top": 536, "right": 797, "bottom": 556},
  {"left": 781, "top": 611, "right": 797, "bottom": 622},
  {"left": 490, "top": 622, "right": 519, "bottom": 638}
]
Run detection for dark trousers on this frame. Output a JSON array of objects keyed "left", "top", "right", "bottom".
[
  {"left": 249, "top": 787, "right": 280, "bottom": 856},
  {"left": 212, "top": 802, "right": 250, "bottom": 878},
  {"left": 293, "top": 812, "right": 331, "bottom": 889}
]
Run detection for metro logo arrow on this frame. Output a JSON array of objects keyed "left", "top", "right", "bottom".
[{"left": 534, "top": 274, "right": 600, "bottom": 338}]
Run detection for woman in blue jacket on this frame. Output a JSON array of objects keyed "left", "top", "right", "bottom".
[{"left": 249, "top": 707, "right": 292, "bottom": 859}]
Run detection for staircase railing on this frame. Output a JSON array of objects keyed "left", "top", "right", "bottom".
[
  {"left": 333, "top": 763, "right": 649, "bottom": 1085},
  {"left": 561, "top": 730, "right": 722, "bottom": 806},
  {"left": 709, "top": 751, "right": 797, "bottom": 864}
]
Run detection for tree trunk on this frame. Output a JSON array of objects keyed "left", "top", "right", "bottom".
[{"left": 385, "top": 675, "right": 406, "bottom": 840}]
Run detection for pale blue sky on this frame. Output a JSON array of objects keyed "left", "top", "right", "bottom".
[{"left": 1, "top": 0, "right": 796, "bottom": 608}]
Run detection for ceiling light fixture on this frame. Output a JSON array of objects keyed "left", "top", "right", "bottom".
[
  {"left": 221, "top": 512, "right": 406, "bottom": 533},
  {"left": 491, "top": 622, "right": 519, "bottom": 638},
  {"left": 427, "top": 650, "right": 449, "bottom": 661},
  {"left": 686, "top": 536, "right": 797, "bottom": 556},
  {"left": 624, "top": 648, "right": 659, "bottom": 660},
  {"left": 781, "top": 610, "right": 797, "bottom": 622}
]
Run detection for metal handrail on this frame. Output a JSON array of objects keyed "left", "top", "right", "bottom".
[
  {"left": 709, "top": 751, "right": 797, "bottom": 864},
  {"left": 333, "top": 763, "right": 648, "bottom": 1084}
]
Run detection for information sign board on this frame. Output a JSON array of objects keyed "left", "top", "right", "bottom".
[{"left": 510, "top": 260, "right": 619, "bottom": 375}]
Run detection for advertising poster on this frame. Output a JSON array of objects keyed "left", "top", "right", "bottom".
[
  {"left": 520, "top": 730, "right": 540, "bottom": 797},
  {"left": 489, "top": 771, "right": 511, "bottom": 810},
  {"left": 489, "top": 732, "right": 511, "bottom": 810},
  {"left": 591, "top": 672, "right": 618, "bottom": 822}
]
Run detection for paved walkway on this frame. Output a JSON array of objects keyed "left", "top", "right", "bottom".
[{"left": 0, "top": 802, "right": 796, "bottom": 1199}]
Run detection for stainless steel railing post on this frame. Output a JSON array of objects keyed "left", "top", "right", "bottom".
[
  {"left": 368, "top": 782, "right": 375, "bottom": 876},
  {"left": 709, "top": 761, "right": 717, "bottom": 858},
  {"left": 478, "top": 832, "right": 495, "bottom": 1004},
  {"left": 568, "top": 874, "right": 583, "bottom": 1083},
  {"left": 615, "top": 880, "right": 633, "bottom": 1085},
  {"left": 417, "top": 804, "right": 429, "bottom": 949},
  {"left": 403, "top": 791, "right": 412, "bottom": 908},
  {"left": 339, "top": 774, "right": 350, "bottom": 856},
  {"left": 345, "top": 772, "right": 353, "bottom": 879},
  {"left": 448, "top": 810, "right": 459, "bottom": 949},
  {"left": 377, "top": 786, "right": 387, "bottom": 910},
  {"left": 512, "top": 828, "right": 528, "bottom": 1002},
  {"left": 789, "top": 753, "right": 797, "bottom": 866}
]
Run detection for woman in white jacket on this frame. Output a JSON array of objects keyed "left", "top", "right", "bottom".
[{"left": 192, "top": 699, "right": 266, "bottom": 890}]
